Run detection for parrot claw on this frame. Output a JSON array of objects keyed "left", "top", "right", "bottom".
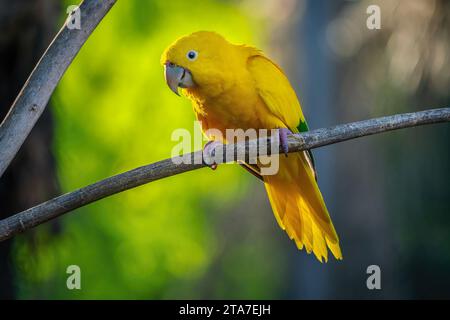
[
  {"left": 279, "top": 128, "right": 291, "bottom": 157},
  {"left": 203, "top": 140, "right": 223, "bottom": 170}
]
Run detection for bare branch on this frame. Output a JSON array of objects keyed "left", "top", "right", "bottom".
[
  {"left": 0, "top": 0, "right": 117, "bottom": 178},
  {"left": 0, "top": 108, "right": 448, "bottom": 242}
]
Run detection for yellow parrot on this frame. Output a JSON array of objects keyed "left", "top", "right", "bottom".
[{"left": 161, "top": 31, "right": 342, "bottom": 262}]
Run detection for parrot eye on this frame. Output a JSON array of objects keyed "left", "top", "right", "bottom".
[{"left": 187, "top": 50, "right": 198, "bottom": 61}]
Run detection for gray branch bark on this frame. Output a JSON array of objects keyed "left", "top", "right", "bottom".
[
  {"left": 0, "top": 108, "right": 448, "bottom": 242},
  {"left": 0, "top": 0, "right": 117, "bottom": 177}
]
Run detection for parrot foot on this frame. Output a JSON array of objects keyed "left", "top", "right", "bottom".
[
  {"left": 279, "top": 128, "right": 291, "bottom": 157},
  {"left": 203, "top": 140, "right": 223, "bottom": 170}
]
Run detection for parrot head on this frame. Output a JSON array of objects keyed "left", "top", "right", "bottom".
[{"left": 161, "top": 31, "right": 239, "bottom": 97}]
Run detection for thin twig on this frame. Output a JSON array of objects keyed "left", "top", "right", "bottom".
[
  {"left": 0, "top": 0, "right": 117, "bottom": 177},
  {"left": 0, "top": 108, "right": 448, "bottom": 242}
]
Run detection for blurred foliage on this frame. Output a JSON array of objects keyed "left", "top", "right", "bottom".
[{"left": 13, "top": 0, "right": 287, "bottom": 299}]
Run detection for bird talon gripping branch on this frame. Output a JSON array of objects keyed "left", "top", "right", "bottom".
[
  {"left": 279, "top": 128, "right": 291, "bottom": 157},
  {"left": 202, "top": 140, "right": 222, "bottom": 170}
]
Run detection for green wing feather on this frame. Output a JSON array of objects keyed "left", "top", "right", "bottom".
[{"left": 297, "top": 119, "right": 317, "bottom": 181}]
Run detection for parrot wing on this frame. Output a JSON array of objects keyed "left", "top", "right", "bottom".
[
  {"left": 246, "top": 52, "right": 316, "bottom": 176},
  {"left": 246, "top": 51, "right": 304, "bottom": 131},
  {"left": 246, "top": 52, "right": 341, "bottom": 260}
]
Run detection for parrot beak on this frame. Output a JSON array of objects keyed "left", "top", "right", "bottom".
[{"left": 164, "top": 62, "right": 194, "bottom": 96}]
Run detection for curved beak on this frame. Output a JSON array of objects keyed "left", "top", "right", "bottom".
[{"left": 164, "top": 62, "right": 194, "bottom": 96}]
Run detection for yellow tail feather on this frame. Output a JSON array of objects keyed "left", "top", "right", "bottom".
[{"left": 264, "top": 152, "right": 342, "bottom": 262}]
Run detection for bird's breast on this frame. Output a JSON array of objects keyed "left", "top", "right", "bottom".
[{"left": 191, "top": 82, "right": 267, "bottom": 139}]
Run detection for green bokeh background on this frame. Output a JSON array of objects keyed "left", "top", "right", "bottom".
[{"left": 13, "top": 0, "right": 286, "bottom": 299}]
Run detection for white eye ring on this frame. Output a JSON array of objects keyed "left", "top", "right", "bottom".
[{"left": 186, "top": 50, "right": 198, "bottom": 61}]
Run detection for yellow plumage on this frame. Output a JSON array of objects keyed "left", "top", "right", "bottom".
[{"left": 162, "top": 31, "right": 342, "bottom": 262}]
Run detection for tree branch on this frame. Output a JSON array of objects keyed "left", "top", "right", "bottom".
[
  {"left": 0, "top": 0, "right": 117, "bottom": 178},
  {"left": 0, "top": 108, "right": 448, "bottom": 242}
]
